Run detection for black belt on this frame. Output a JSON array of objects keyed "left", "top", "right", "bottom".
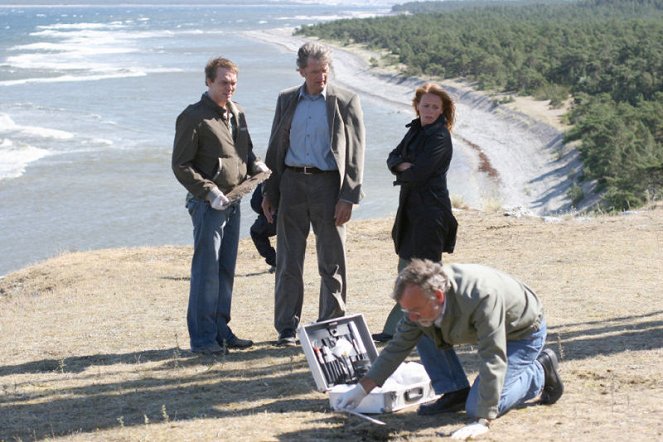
[{"left": 286, "top": 166, "right": 336, "bottom": 175}]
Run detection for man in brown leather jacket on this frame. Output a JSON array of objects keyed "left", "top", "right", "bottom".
[{"left": 173, "top": 57, "right": 268, "bottom": 355}]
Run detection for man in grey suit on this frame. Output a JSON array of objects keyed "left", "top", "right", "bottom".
[{"left": 261, "top": 42, "right": 365, "bottom": 346}]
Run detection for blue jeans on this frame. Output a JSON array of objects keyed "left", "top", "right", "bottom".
[
  {"left": 421, "top": 320, "right": 547, "bottom": 418},
  {"left": 417, "top": 336, "right": 470, "bottom": 394},
  {"left": 186, "top": 198, "right": 241, "bottom": 350},
  {"left": 395, "top": 256, "right": 470, "bottom": 395}
]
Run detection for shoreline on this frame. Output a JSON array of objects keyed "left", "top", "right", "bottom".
[{"left": 244, "top": 27, "right": 582, "bottom": 215}]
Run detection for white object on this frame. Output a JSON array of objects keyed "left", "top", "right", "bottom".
[
  {"left": 331, "top": 337, "right": 354, "bottom": 358},
  {"left": 343, "top": 409, "right": 385, "bottom": 426},
  {"left": 254, "top": 161, "right": 270, "bottom": 173},
  {"left": 210, "top": 191, "right": 229, "bottom": 210},
  {"left": 298, "top": 314, "right": 378, "bottom": 392},
  {"left": 298, "top": 315, "right": 437, "bottom": 414},
  {"left": 329, "top": 363, "right": 436, "bottom": 414},
  {"left": 334, "top": 384, "right": 367, "bottom": 410},
  {"left": 451, "top": 421, "right": 490, "bottom": 440}
]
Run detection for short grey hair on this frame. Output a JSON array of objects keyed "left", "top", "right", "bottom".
[
  {"left": 392, "top": 259, "right": 451, "bottom": 302},
  {"left": 296, "top": 42, "right": 332, "bottom": 70}
]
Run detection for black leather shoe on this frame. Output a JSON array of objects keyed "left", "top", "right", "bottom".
[
  {"left": 276, "top": 334, "right": 297, "bottom": 347},
  {"left": 537, "top": 348, "right": 564, "bottom": 405},
  {"left": 417, "top": 387, "right": 470, "bottom": 415},
  {"left": 225, "top": 336, "right": 254, "bottom": 350},
  {"left": 371, "top": 332, "right": 393, "bottom": 343}
]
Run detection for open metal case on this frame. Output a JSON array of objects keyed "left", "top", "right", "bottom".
[{"left": 297, "top": 314, "right": 437, "bottom": 414}]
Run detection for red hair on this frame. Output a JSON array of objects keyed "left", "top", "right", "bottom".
[{"left": 412, "top": 83, "right": 455, "bottom": 131}]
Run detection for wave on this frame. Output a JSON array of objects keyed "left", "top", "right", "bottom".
[
  {"left": 0, "top": 68, "right": 182, "bottom": 86},
  {"left": 0, "top": 112, "right": 119, "bottom": 180},
  {"left": 2, "top": 20, "right": 179, "bottom": 85},
  {"left": 9, "top": 42, "right": 140, "bottom": 55},
  {"left": 0, "top": 113, "right": 74, "bottom": 140},
  {"left": 0, "top": 138, "right": 51, "bottom": 181},
  {"left": 6, "top": 53, "right": 139, "bottom": 72},
  {"left": 35, "top": 22, "right": 126, "bottom": 31},
  {"left": 30, "top": 28, "right": 174, "bottom": 40}
]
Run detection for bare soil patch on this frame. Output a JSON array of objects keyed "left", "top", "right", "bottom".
[{"left": 0, "top": 206, "right": 661, "bottom": 441}]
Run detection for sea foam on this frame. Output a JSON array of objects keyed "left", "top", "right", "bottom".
[
  {"left": 0, "top": 138, "right": 50, "bottom": 180},
  {"left": 0, "top": 113, "right": 74, "bottom": 140}
]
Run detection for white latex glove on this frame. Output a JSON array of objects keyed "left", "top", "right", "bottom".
[
  {"left": 210, "top": 192, "right": 230, "bottom": 210},
  {"left": 451, "top": 421, "right": 490, "bottom": 440},
  {"left": 254, "top": 161, "right": 270, "bottom": 174},
  {"left": 334, "top": 384, "right": 367, "bottom": 411}
]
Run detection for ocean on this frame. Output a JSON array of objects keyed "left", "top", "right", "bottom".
[
  {"left": 0, "top": 1, "right": 429, "bottom": 276},
  {"left": 1, "top": 0, "right": 522, "bottom": 278}
]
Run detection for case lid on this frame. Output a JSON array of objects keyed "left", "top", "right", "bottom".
[{"left": 297, "top": 314, "right": 379, "bottom": 392}]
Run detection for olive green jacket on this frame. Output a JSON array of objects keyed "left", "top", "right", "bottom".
[{"left": 366, "top": 263, "right": 544, "bottom": 419}]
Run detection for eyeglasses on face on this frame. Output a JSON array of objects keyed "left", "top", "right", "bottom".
[{"left": 400, "top": 296, "right": 439, "bottom": 318}]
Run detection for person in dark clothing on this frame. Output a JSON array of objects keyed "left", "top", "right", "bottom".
[
  {"left": 372, "top": 82, "right": 458, "bottom": 343},
  {"left": 249, "top": 183, "right": 276, "bottom": 272},
  {"left": 388, "top": 83, "right": 458, "bottom": 263}
]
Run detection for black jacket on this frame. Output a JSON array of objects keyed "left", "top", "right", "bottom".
[{"left": 387, "top": 116, "right": 458, "bottom": 261}]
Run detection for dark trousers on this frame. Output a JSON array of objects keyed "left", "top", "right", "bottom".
[
  {"left": 274, "top": 168, "right": 346, "bottom": 336},
  {"left": 250, "top": 214, "right": 276, "bottom": 267}
]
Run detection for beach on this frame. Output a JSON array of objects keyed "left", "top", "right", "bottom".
[{"left": 245, "top": 27, "right": 580, "bottom": 215}]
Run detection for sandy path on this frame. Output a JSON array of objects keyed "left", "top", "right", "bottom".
[{"left": 244, "top": 28, "right": 580, "bottom": 215}]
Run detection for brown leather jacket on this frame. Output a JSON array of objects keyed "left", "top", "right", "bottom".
[{"left": 173, "top": 93, "right": 260, "bottom": 199}]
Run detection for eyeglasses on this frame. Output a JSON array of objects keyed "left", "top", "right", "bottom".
[
  {"left": 400, "top": 306, "right": 423, "bottom": 318},
  {"left": 400, "top": 297, "right": 440, "bottom": 318}
]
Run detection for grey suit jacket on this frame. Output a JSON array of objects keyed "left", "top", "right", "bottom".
[{"left": 263, "top": 83, "right": 365, "bottom": 207}]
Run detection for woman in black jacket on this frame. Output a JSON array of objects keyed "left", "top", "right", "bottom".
[
  {"left": 373, "top": 82, "right": 458, "bottom": 336},
  {"left": 372, "top": 83, "right": 468, "bottom": 416}
]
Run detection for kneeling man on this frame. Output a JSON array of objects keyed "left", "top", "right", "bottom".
[{"left": 337, "top": 259, "right": 563, "bottom": 440}]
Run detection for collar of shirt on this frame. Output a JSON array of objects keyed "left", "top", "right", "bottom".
[
  {"left": 434, "top": 299, "right": 447, "bottom": 328},
  {"left": 298, "top": 84, "right": 327, "bottom": 101},
  {"left": 203, "top": 92, "right": 233, "bottom": 119},
  {"left": 286, "top": 84, "right": 335, "bottom": 170}
]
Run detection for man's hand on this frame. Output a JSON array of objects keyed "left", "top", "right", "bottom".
[
  {"left": 261, "top": 195, "right": 275, "bottom": 224},
  {"left": 334, "top": 200, "right": 353, "bottom": 226},
  {"left": 210, "top": 192, "right": 230, "bottom": 210},
  {"left": 450, "top": 420, "right": 490, "bottom": 440},
  {"left": 334, "top": 384, "right": 367, "bottom": 411}
]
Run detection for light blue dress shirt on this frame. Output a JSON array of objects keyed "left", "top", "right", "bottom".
[{"left": 285, "top": 86, "right": 337, "bottom": 171}]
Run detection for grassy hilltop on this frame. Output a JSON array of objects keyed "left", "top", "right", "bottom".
[{"left": 1, "top": 206, "right": 661, "bottom": 441}]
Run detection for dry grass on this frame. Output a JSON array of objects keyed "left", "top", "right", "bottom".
[{"left": 0, "top": 206, "right": 662, "bottom": 441}]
